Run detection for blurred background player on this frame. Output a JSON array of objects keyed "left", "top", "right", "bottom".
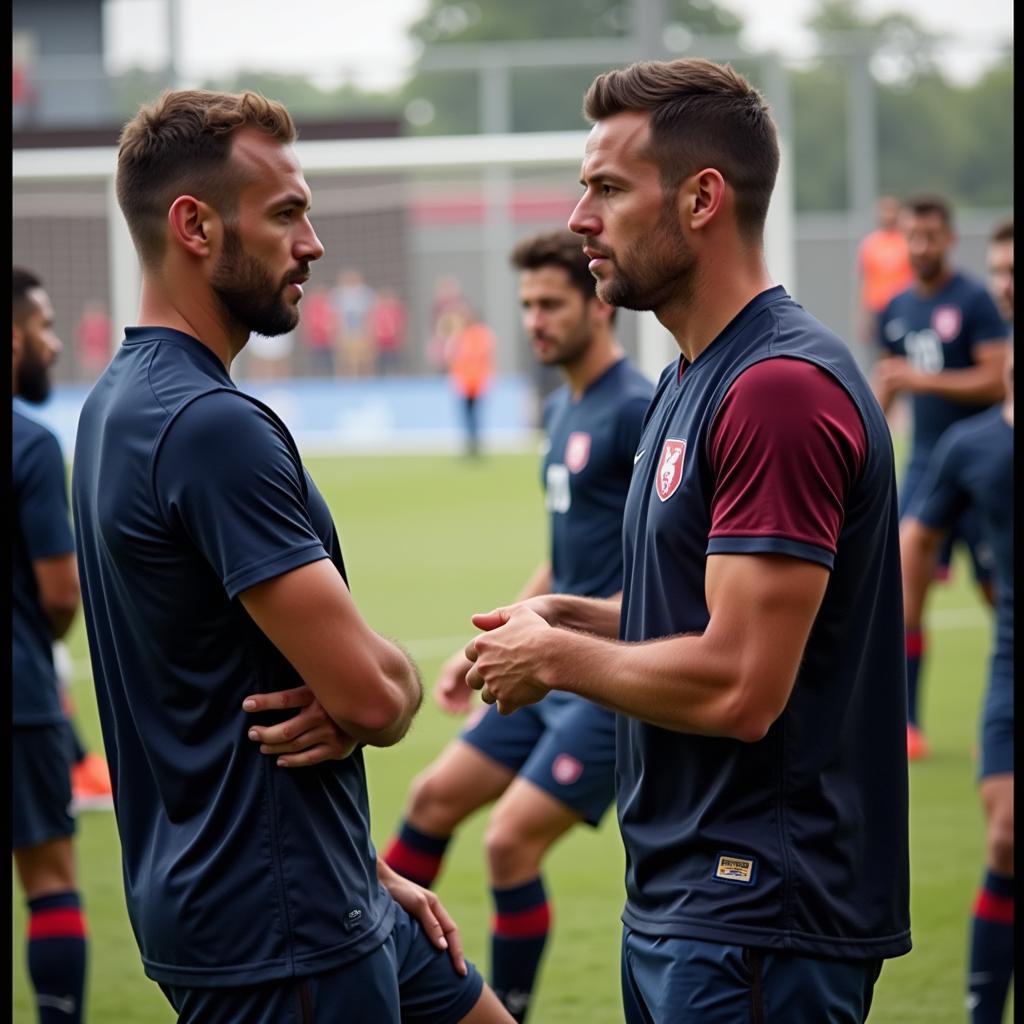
[
  {"left": 856, "top": 195, "right": 913, "bottom": 362},
  {"left": 331, "top": 267, "right": 377, "bottom": 377},
  {"left": 898, "top": 218, "right": 1013, "bottom": 1024},
  {"left": 871, "top": 193, "right": 1009, "bottom": 759},
  {"left": 13, "top": 266, "right": 89, "bottom": 1024},
  {"left": 383, "top": 229, "right": 653, "bottom": 1022},
  {"left": 446, "top": 305, "right": 497, "bottom": 457}
]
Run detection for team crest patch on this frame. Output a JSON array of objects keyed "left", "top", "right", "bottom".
[
  {"left": 564, "top": 432, "right": 591, "bottom": 474},
  {"left": 552, "top": 753, "right": 583, "bottom": 785},
  {"left": 713, "top": 853, "right": 757, "bottom": 885},
  {"left": 655, "top": 439, "right": 687, "bottom": 502},
  {"left": 932, "top": 305, "right": 962, "bottom": 343}
]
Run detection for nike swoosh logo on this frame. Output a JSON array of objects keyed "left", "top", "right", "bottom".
[{"left": 633, "top": 449, "right": 646, "bottom": 464}]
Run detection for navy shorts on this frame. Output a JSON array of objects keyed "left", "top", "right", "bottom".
[
  {"left": 12, "top": 723, "right": 75, "bottom": 850},
  {"left": 159, "top": 903, "right": 485, "bottom": 1024},
  {"left": 460, "top": 692, "right": 616, "bottom": 826},
  {"left": 980, "top": 659, "right": 1013, "bottom": 779},
  {"left": 900, "top": 458, "right": 993, "bottom": 584},
  {"left": 621, "top": 927, "right": 883, "bottom": 1024}
]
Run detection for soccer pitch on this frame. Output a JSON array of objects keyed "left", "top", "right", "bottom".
[{"left": 12, "top": 447, "right": 1006, "bottom": 1022}]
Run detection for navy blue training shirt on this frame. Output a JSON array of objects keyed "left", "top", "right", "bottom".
[
  {"left": 878, "top": 271, "right": 1007, "bottom": 462},
  {"left": 542, "top": 358, "right": 653, "bottom": 599},
  {"left": 617, "top": 286, "right": 911, "bottom": 961},
  {"left": 72, "top": 327, "right": 394, "bottom": 987},
  {"left": 13, "top": 406, "right": 75, "bottom": 725},
  {"left": 909, "top": 405, "right": 1013, "bottom": 680}
]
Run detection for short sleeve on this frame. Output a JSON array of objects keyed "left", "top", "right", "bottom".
[
  {"left": 905, "top": 428, "right": 969, "bottom": 531},
  {"left": 153, "top": 391, "right": 328, "bottom": 599},
  {"left": 706, "top": 358, "right": 868, "bottom": 569},
  {"left": 966, "top": 288, "right": 1009, "bottom": 348},
  {"left": 615, "top": 393, "right": 653, "bottom": 465},
  {"left": 17, "top": 429, "right": 75, "bottom": 561}
]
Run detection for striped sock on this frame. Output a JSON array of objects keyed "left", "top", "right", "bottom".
[
  {"left": 27, "top": 890, "right": 87, "bottom": 1024},
  {"left": 967, "top": 870, "right": 1014, "bottom": 1024},
  {"left": 491, "top": 877, "right": 551, "bottom": 1023},
  {"left": 382, "top": 820, "right": 451, "bottom": 888},
  {"left": 905, "top": 628, "right": 924, "bottom": 728}
]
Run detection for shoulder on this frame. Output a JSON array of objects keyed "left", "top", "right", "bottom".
[
  {"left": 13, "top": 408, "right": 64, "bottom": 467},
  {"left": 726, "top": 356, "right": 855, "bottom": 409}
]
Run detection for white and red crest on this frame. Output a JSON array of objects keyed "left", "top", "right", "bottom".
[
  {"left": 551, "top": 753, "right": 583, "bottom": 786},
  {"left": 564, "top": 432, "right": 591, "bottom": 474},
  {"left": 655, "top": 439, "right": 687, "bottom": 502},
  {"left": 932, "top": 305, "right": 962, "bottom": 343}
]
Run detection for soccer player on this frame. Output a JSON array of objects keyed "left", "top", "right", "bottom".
[
  {"left": 899, "top": 219, "right": 1013, "bottom": 1024},
  {"left": 71, "top": 90, "right": 512, "bottom": 1024},
  {"left": 464, "top": 58, "right": 911, "bottom": 1022},
  {"left": 871, "top": 194, "right": 1009, "bottom": 759},
  {"left": 13, "top": 267, "right": 89, "bottom": 1023},
  {"left": 382, "top": 229, "right": 653, "bottom": 1022}
]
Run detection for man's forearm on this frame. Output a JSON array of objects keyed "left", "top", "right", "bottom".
[
  {"left": 916, "top": 366, "right": 1005, "bottom": 405},
  {"left": 340, "top": 641, "right": 423, "bottom": 747},
  {"left": 549, "top": 593, "right": 622, "bottom": 638}
]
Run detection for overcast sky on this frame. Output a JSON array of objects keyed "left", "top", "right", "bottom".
[{"left": 104, "top": 0, "right": 1013, "bottom": 87}]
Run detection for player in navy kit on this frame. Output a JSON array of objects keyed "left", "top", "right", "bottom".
[
  {"left": 13, "top": 268, "right": 90, "bottom": 1024},
  {"left": 71, "top": 90, "right": 511, "bottom": 1024},
  {"left": 900, "top": 219, "right": 1013, "bottom": 1024},
  {"left": 465, "top": 58, "right": 911, "bottom": 1022},
  {"left": 872, "top": 194, "right": 1009, "bottom": 759},
  {"left": 382, "top": 229, "right": 652, "bottom": 1022}
]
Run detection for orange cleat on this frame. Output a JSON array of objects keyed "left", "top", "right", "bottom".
[
  {"left": 906, "top": 724, "right": 930, "bottom": 761},
  {"left": 71, "top": 752, "right": 114, "bottom": 811}
]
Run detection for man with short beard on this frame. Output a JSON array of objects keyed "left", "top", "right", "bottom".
[
  {"left": 13, "top": 267, "right": 89, "bottom": 1024},
  {"left": 871, "top": 194, "right": 1009, "bottom": 761},
  {"left": 463, "top": 58, "right": 911, "bottom": 1022},
  {"left": 71, "top": 90, "right": 512, "bottom": 1024},
  {"left": 382, "top": 229, "right": 652, "bottom": 1022}
]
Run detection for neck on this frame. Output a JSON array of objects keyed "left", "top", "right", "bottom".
[
  {"left": 914, "top": 265, "right": 954, "bottom": 298},
  {"left": 137, "top": 272, "right": 247, "bottom": 370},
  {"left": 563, "top": 330, "right": 623, "bottom": 398},
  {"left": 655, "top": 246, "right": 774, "bottom": 365}
]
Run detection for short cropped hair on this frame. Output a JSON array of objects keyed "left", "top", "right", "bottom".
[
  {"left": 511, "top": 229, "right": 598, "bottom": 300},
  {"left": 583, "top": 58, "right": 779, "bottom": 241},
  {"left": 990, "top": 217, "right": 1013, "bottom": 244},
  {"left": 116, "top": 89, "right": 296, "bottom": 268},
  {"left": 13, "top": 266, "right": 43, "bottom": 325},
  {"left": 903, "top": 193, "right": 954, "bottom": 228}
]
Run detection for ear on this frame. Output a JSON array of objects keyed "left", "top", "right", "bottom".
[
  {"left": 679, "top": 168, "right": 726, "bottom": 233},
  {"left": 588, "top": 295, "right": 614, "bottom": 325},
  {"left": 167, "top": 195, "right": 220, "bottom": 259}
]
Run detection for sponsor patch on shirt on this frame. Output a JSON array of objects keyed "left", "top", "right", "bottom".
[
  {"left": 932, "top": 305, "right": 962, "bottom": 343},
  {"left": 712, "top": 853, "right": 757, "bottom": 885},
  {"left": 655, "top": 438, "right": 686, "bottom": 502},
  {"left": 564, "top": 432, "right": 591, "bottom": 473}
]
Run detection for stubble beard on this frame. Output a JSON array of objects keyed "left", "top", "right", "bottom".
[
  {"left": 211, "top": 225, "right": 300, "bottom": 338},
  {"left": 16, "top": 345, "right": 52, "bottom": 404}
]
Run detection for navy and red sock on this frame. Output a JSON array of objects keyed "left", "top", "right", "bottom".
[
  {"left": 905, "top": 627, "right": 924, "bottom": 729},
  {"left": 382, "top": 820, "right": 451, "bottom": 889},
  {"left": 26, "top": 890, "right": 87, "bottom": 1024},
  {"left": 491, "top": 876, "right": 551, "bottom": 1023},
  {"left": 967, "top": 870, "right": 1014, "bottom": 1024}
]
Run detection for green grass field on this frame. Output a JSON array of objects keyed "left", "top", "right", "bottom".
[{"left": 12, "top": 447, "right": 1008, "bottom": 1022}]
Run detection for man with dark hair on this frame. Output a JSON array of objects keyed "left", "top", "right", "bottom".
[
  {"left": 872, "top": 193, "right": 1009, "bottom": 760},
  {"left": 383, "top": 228, "right": 652, "bottom": 1022},
  {"left": 72, "top": 89, "right": 511, "bottom": 1024},
  {"left": 900, "top": 219, "right": 1013, "bottom": 1024},
  {"left": 465, "top": 58, "right": 911, "bottom": 1021},
  {"left": 13, "top": 267, "right": 89, "bottom": 1023}
]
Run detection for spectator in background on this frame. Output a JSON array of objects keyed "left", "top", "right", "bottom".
[
  {"left": 429, "top": 274, "right": 465, "bottom": 374},
  {"left": 857, "top": 196, "right": 913, "bottom": 364},
  {"left": 75, "top": 301, "right": 112, "bottom": 380},
  {"left": 373, "top": 287, "right": 407, "bottom": 376},
  {"left": 446, "top": 306, "right": 496, "bottom": 458},
  {"left": 299, "top": 284, "right": 336, "bottom": 377},
  {"left": 331, "top": 268, "right": 377, "bottom": 377}
]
